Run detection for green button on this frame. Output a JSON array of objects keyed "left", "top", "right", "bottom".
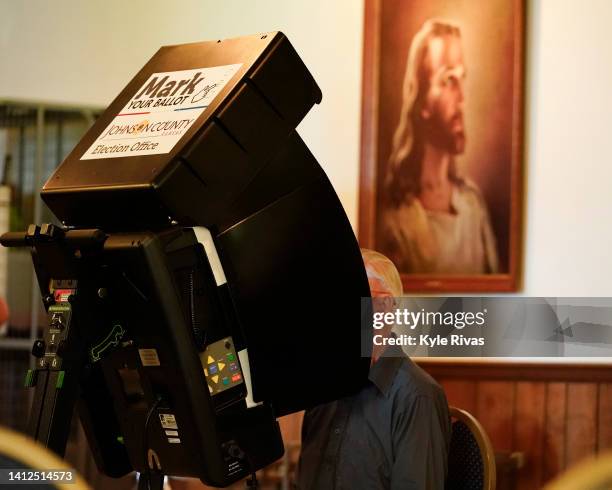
[
  {"left": 222, "top": 377, "right": 230, "bottom": 386},
  {"left": 24, "top": 369, "right": 34, "bottom": 388},
  {"left": 56, "top": 370, "right": 65, "bottom": 389},
  {"left": 226, "top": 353, "right": 235, "bottom": 361}
]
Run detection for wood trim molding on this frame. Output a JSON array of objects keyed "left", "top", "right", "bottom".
[
  {"left": 357, "top": 0, "right": 381, "bottom": 246},
  {"left": 417, "top": 359, "right": 612, "bottom": 382}
]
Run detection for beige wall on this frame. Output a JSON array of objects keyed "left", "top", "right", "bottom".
[{"left": 2, "top": 0, "right": 612, "bottom": 295}]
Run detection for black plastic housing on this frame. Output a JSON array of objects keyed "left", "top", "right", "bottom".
[
  {"left": 41, "top": 32, "right": 322, "bottom": 230},
  {"left": 30, "top": 32, "right": 372, "bottom": 485}
]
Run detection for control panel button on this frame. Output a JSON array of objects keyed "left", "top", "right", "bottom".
[{"left": 199, "top": 336, "right": 245, "bottom": 398}]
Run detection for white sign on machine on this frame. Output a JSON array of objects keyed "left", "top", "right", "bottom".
[{"left": 81, "top": 64, "right": 242, "bottom": 160}]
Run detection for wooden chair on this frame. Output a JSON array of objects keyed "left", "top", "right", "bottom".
[
  {"left": 446, "top": 406, "right": 496, "bottom": 490},
  {"left": 0, "top": 424, "right": 91, "bottom": 490},
  {"left": 543, "top": 450, "right": 612, "bottom": 490}
]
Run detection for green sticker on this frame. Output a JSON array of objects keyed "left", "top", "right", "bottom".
[{"left": 90, "top": 323, "right": 126, "bottom": 362}]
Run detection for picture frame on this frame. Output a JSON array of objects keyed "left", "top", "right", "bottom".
[{"left": 359, "top": 0, "right": 526, "bottom": 292}]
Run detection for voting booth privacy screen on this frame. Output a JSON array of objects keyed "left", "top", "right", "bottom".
[{"left": 3, "top": 32, "right": 372, "bottom": 487}]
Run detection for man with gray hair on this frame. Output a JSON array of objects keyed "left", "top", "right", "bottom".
[{"left": 296, "top": 249, "right": 450, "bottom": 489}]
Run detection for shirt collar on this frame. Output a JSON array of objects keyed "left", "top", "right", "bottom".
[{"left": 368, "top": 342, "right": 404, "bottom": 397}]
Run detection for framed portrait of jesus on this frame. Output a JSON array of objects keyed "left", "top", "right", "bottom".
[{"left": 359, "top": 0, "right": 526, "bottom": 292}]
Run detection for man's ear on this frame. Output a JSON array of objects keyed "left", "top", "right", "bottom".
[{"left": 382, "top": 296, "right": 395, "bottom": 312}]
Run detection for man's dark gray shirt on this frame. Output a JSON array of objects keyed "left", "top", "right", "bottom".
[{"left": 297, "top": 345, "right": 451, "bottom": 490}]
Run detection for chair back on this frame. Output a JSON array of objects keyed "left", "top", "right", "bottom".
[
  {"left": 445, "top": 406, "right": 496, "bottom": 490},
  {"left": 0, "top": 424, "right": 91, "bottom": 490},
  {"left": 543, "top": 450, "right": 612, "bottom": 490}
]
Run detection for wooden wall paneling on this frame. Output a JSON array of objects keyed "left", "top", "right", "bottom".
[
  {"left": 476, "top": 381, "right": 515, "bottom": 452},
  {"left": 513, "top": 382, "right": 546, "bottom": 489},
  {"left": 439, "top": 379, "right": 477, "bottom": 414},
  {"left": 565, "top": 383, "right": 598, "bottom": 467},
  {"left": 543, "top": 382, "right": 567, "bottom": 483},
  {"left": 598, "top": 383, "right": 612, "bottom": 451},
  {"left": 422, "top": 362, "right": 612, "bottom": 486}
]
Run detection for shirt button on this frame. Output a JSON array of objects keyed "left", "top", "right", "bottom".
[{"left": 334, "top": 428, "right": 341, "bottom": 435}]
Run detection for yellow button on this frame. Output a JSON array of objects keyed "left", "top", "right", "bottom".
[{"left": 211, "top": 375, "right": 219, "bottom": 384}]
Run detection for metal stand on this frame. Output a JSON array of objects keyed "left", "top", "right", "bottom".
[
  {"left": 245, "top": 472, "right": 259, "bottom": 489},
  {"left": 5, "top": 224, "right": 98, "bottom": 457},
  {"left": 27, "top": 284, "right": 85, "bottom": 452},
  {"left": 138, "top": 470, "right": 165, "bottom": 490}
]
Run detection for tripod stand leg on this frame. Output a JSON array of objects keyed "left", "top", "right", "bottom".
[
  {"left": 138, "top": 470, "right": 165, "bottom": 490},
  {"left": 27, "top": 294, "right": 85, "bottom": 457},
  {"left": 245, "top": 472, "right": 259, "bottom": 489}
]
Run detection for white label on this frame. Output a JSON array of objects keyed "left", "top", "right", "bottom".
[
  {"left": 194, "top": 227, "right": 227, "bottom": 286},
  {"left": 238, "top": 349, "right": 261, "bottom": 408},
  {"left": 138, "top": 348, "right": 160, "bottom": 366},
  {"left": 167, "top": 438, "right": 181, "bottom": 444},
  {"left": 159, "top": 413, "right": 178, "bottom": 430},
  {"left": 81, "top": 64, "right": 242, "bottom": 160},
  {"left": 165, "top": 430, "right": 179, "bottom": 437}
]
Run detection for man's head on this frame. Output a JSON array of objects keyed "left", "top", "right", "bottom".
[
  {"left": 387, "top": 20, "right": 466, "bottom": 195},
  {"left": 361, "top": 249, "right": 402, "bottom": 362},
  {"left": 361, "top": 248, "right": 403, "bottom": 299}
]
